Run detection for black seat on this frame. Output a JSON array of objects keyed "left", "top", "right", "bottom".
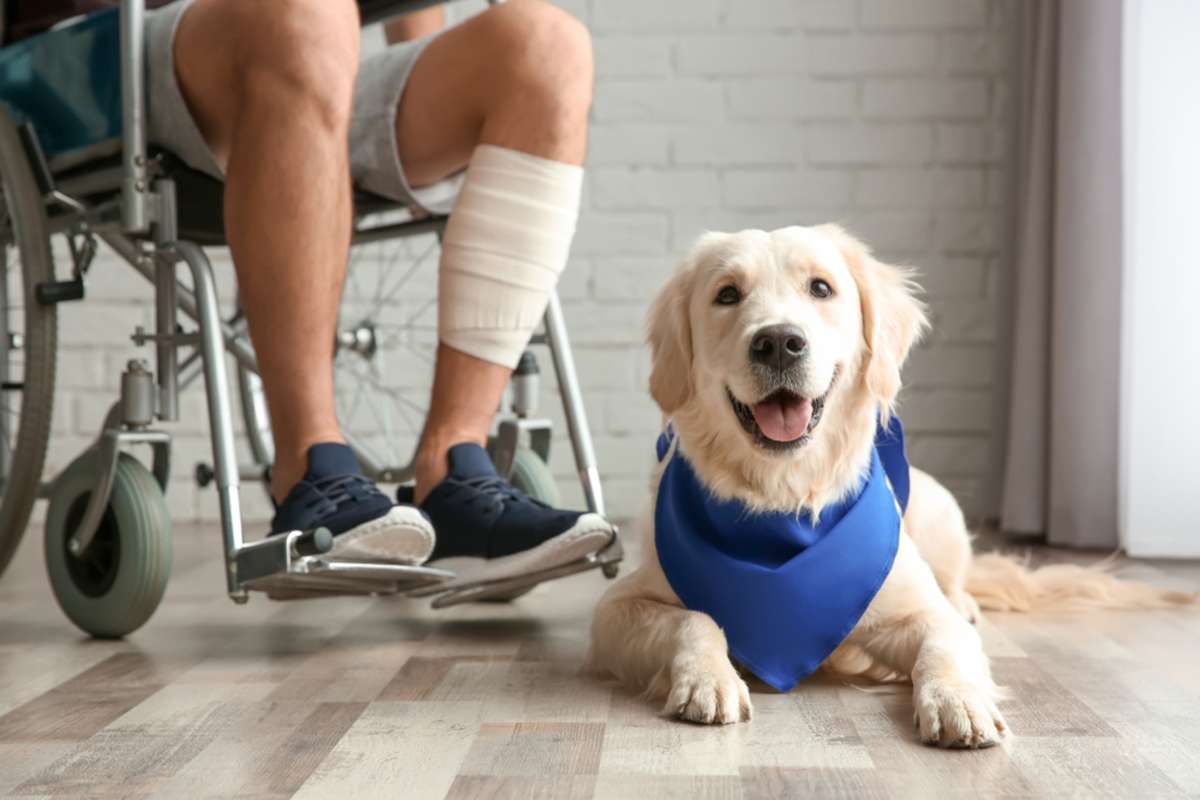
[{"left": 51, "top": 148, "right": 420, "bottom": 246}]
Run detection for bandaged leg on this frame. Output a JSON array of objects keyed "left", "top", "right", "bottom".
[
  {"left": 402, "top": 144, "right": 614, "bottom": 595},
  {"left": 437, "top": 144, "right": 584, "bottom": 368},
  {"left": 385, "top": 2, "right": 617, "bottom": 600},
  {"left": 392, "top": 0, "right": 594, "bottom": 506}
]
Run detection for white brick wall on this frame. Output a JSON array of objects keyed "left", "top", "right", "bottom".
[{"left": 40, "top": 0, "right": 1013, "bottom": 528}]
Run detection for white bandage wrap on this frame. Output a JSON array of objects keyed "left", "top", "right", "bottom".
[{"left": 438, "top": 145, "right": 584, "bottom": 368}]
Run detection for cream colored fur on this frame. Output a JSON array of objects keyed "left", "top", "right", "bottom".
[{"left": 588, "top": 225, "right": 1191, "bottom": 749}]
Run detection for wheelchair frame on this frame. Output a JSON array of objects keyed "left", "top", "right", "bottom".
[{"left": 0, "top": 0, "right": 620, "bottom": 616}]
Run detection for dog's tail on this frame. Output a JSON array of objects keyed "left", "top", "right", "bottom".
[{"left": 965, "top": 551, "right": 1195, "bottom": 612}]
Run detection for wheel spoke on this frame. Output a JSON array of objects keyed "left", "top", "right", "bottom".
[
  {"left": 366, "top": 238, "right": 437, "bottom": 320},
  {"left": 367, "top": 360, "right": 401, "bottom": 464}
]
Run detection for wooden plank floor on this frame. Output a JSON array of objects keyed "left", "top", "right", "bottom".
[{"left": 1, "top": 523, "right": 1198, "bottom": 799}]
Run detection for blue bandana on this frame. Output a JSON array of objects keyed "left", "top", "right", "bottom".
[{"left": 654, "top": 417, "right": 910, "bottom": 692}]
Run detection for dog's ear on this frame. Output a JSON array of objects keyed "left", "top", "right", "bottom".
[
  {"left": 822, "top": 225, "right": 929, "bottom": 420},
  {"left": 645, "top": 258, "right": 697, "bottom": 415}
]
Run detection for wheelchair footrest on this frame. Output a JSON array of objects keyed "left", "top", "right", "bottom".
[
  {"left": 416, "top": 529, "right": 625, "bottom": 609},
  {"left": 243, "top": 556, "right": 454, "bottom": 600}
]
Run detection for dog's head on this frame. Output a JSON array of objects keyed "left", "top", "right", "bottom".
[{"left": 647, "top": 225, "right": 927, "bottom": 510}]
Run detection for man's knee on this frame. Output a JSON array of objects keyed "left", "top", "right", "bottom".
[
  {"left": 482, "top": 0, "right": 594, "bottom": 122},
  {"left": 224, "top": 0, "right": 361, "bottom": 129}
]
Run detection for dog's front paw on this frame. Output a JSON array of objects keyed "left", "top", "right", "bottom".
[
  {"left": 664, "top": 654, "right": 752, "bottom": 725},
  {"left": 914, "top": 680, "right": 1007, "bottom": 748}
]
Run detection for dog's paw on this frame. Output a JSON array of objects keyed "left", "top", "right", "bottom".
[
  {"left": 913, "top": 680, "right": 1007, "bottom": 748},
  {"left": 664, "top": 655, "right": 752, "bottom": 725}
]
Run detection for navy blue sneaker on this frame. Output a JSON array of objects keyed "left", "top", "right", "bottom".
[
  {"left": 272, "top": 443, "right": 434, "bottom": 564},
  {"left": 397, "top": 443, "right": 615, "bottom": 586}
]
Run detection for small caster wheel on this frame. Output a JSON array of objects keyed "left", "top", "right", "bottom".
[
  {"left": 45, "top": 448, "right": 172, "bottom": 638},
  {"left": 602, "top": 563, "right": 620, "bottom": 580},
  {"left": 487, "top": 440, "right": 561, "bottom": 509}
]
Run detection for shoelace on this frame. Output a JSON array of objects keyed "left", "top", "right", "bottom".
[
  {"left": 445, "top": 475, "right": 543, "bottom": 515},
  {"left": 301, "top": 474, "right": 382, "bottom": 513}
]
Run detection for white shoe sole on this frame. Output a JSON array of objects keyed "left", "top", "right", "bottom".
[
  {"left": 427, "top": 512, "right": 615, "bottom": 588},
  {"left": 327, "top": 505, "right": 436, "bottom": 565}
]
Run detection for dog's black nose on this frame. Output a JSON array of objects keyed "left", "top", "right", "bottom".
[{"left": 750, "top": 325, "right": 807, "bottom": 371}]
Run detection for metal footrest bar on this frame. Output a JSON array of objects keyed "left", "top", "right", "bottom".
[
  {"left": 414, "top": 528, "right": 625, "bottom": 609},
  {"left": 246, "top": 559, "right": 455, "bottom": 600},
  {"left": 234, "top": 527, "right": 454, "bottom": 600}
]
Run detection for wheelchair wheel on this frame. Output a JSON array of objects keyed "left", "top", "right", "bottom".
[
  {"left": 45, "top": 449, "right": 172, "bottom": 638},
  {"left": 0, "top": 109, "right": 57, "bottom": 579}
]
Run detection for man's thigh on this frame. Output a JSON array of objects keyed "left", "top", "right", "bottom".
[
  {"left": 165, "top": 0, "right": 359, "bottom": 171},
  {"left": 391, "top": 0, "right": 592, "bottom": 188},
  {"left": 389, "top": 8, "right": 509, "bottom": 189}
]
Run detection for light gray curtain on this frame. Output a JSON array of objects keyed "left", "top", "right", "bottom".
[{"left": 1000, "top": 0, "right": 1124, "bottom": 547}]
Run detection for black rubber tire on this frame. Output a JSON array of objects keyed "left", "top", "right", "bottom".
[
  {"left": 45, "top": 450, "right": 172, "bottom": 638},
  {"left": 0, "top": 108, "right": 57, "bottom": 579}
]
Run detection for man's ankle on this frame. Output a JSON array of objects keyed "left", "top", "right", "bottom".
[
  {"left": 270, "top": 436, "right": 349, "bottom": 504},
  {"left": 270, "top": 463, "right": 303, "bottom": 506},
  {"left": 413, "top": 431, "right": 486, "bottom": 504}
]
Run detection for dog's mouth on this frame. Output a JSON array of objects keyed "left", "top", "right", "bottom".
[{"left": 728, "top": 386, "right": 827, "bottom": 451}]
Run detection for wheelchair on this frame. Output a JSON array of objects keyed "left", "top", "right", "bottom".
[{"left": 0, "top": 0, "right": 621, "bottom": 637}]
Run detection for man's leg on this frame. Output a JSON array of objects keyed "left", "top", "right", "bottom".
[
  {"left": 360, "top": 0, "right": 613, "bottom": 582},
  {"left": 174, "top": 0, "right": 356, "bottom": 502},
  {"left": 167, "top": 0, "right": 432, "bottom": 561},
  {"left": 390, "top": 0, "right": 593, "bottom": 503}
]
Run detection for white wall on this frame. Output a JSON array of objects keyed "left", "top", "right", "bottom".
[
  {"left": 46, "top": 0, "right": 1016, "bottom": 526},
  {"left": 1120, "top": 0, "right": 1200, "bottom": 557}
]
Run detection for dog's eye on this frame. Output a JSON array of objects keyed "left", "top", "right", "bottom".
[
  {"left": 715, "top": 285, "right": 742, "bottom": 305},
  {"left": 809, "top": 279, "right": 833, "bottom": 299}
]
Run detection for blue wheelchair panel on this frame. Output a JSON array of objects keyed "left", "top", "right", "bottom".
[{"left": 0, "top": 9, "right": 121, "bottom": 163}]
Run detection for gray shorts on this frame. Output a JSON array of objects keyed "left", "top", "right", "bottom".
[{"left": 145, "top": 0, "right": 463, "bottom": 215}]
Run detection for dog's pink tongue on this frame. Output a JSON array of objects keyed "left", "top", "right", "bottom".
[{"left": 751, "top": 395, "right": 813, "bottom": 442}]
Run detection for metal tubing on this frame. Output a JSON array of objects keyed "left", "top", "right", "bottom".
[
  {"left": 176, "top": 349, "right": 203, "bottom": 391},
  {"left": 119, "top": 0, "right": 150, "bottom": 233},
  {"left": 99, "top": 231, "right": 260, "bottom": 374},
  {"left": 153, "top": 180, "right": 180, "bottom": 420},
  {"left": 542, "top": 292, "right": 606, "bottom": 516},
  {"left": 174, "top": 241, "right": 245, "bottom": 597},
  {"left": 352, "top": 216, "right": 446, "bottom": 245},
  {"left": 67, "top": 438, "right": 119, "bottom": 556},
  {"left": 155, "top": 258, "right": 179, "bottom": 421},
  {"left": 236, "top": 370, "right": 274, "bottom": 467}
]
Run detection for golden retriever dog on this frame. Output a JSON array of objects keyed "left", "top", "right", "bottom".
[{"left": 588, "top": 225, "right": 1191, "bottom": 748}]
